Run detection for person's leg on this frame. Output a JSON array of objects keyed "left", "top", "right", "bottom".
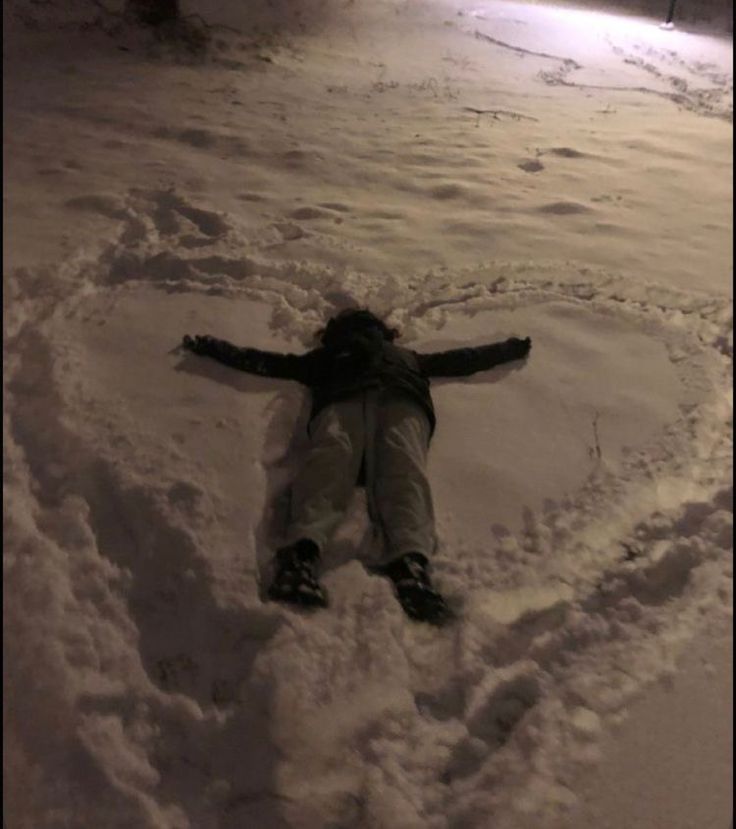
[
  {"left": 269, "top": 396, "right": 366, "bottom": 607},
  {"left": 370, "top": 393, "right": 451, "bottom": 624},
  {"left": 284, "top": 396, "right": 366, "bottom": 553},
  {"left": 372, "top": 393, "right": 436, "bottom": 561}
]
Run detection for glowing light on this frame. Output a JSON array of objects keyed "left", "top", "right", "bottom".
[
  {"left": 462, "top": 2, "right": 723, "bottom": 41},
  {"left": 662, "top": 0, "right": 678, "bottom": 29}
]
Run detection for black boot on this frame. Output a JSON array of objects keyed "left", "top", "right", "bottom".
[
  {"left": 372, "top": 552, "right": 453, "bottom": 626},
  {"left": 267, "top": 539, "right": 328, "bottom": 609}
]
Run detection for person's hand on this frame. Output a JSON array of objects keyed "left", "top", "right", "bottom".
[
  {"left": 508, "top": 336, "right": 532, "bottom": 359},
  {"left": 182, "top": 334, "right": 214, "bottom": 354}
]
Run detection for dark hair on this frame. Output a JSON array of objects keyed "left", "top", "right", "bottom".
[{"left": 318, "top": 308, "right": 399, "bottom": 349}]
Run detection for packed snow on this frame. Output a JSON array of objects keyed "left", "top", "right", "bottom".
[{"left": 3, "top": 0, "right": 732, "bottom": 827}]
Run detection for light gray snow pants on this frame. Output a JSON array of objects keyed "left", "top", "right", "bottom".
[{"left": 285, "top": 389, "right": 436, "bottom": 562}]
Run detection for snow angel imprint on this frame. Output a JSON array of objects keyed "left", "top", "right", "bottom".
[{"left": 183, "top": 308, "right": 531, "bottom": 625}]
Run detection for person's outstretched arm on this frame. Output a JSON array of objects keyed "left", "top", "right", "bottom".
[
  {"left": 181, "top": 334, "right": 316, "bottom": 383},
  {"left": 415, "top": 336, "right": 531, "bottom": 377}
]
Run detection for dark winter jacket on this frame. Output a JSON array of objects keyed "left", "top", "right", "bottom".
[{"left": 184, "top": 334, "right": 530, "bottom": 436}]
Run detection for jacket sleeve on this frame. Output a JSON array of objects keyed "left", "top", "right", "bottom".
[
  {"left": 188, "top": 336, "right": 317, "bottom": 384},
  {"left": 415, "top": 338, "right": 528, "bottom": 378}
]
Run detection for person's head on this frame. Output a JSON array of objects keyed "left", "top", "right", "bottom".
[{"left": 318, "top": 308, "right": 399, "bottom": 350}]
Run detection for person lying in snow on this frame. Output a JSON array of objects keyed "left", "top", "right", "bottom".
[{"left": 182, "top": 308, "right": 531, "bottom": 625}]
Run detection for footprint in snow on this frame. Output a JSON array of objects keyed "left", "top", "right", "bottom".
[
  {"left": 141, "top": 189, "right": 230, "bottom": 239},
  {"left": 156, "top": 126, "right": 217, "bottom": 149},
  {"left": 274, "top": 222, "right": 305, "bottom": 241},
  {"left": 430, "top": 183, "right": 466, "bottom": 200},
  {"left": 318, "top": 202, "right": 352, "bottom": 213},
  {"left": 466, "top": 669, "right": 541, "bottom": 747},
  {"left": 543, "top": 146, "right": 588, "bottom": 159},
  {"left": 174, "top": 203, "right": 230, "bottom": 238},
  {"left": 518, "top": 159, "right": 545, "bottom": 173},
  {"left": 415, "top": 681, "right": 465, "bottom": 722},
  {"left": 536, "top": 201, "right": 593, "bottom": 215},
  {"left": 64, "top": 194, "right": 128, "bottom": 220},
  {"left": 289, "top": 206, "right": 334, "bottom": 220},
  {"left": 366, "top": 209, "right": 406, "bottom": 220},
  {"left": 281, "top": 149, "right": 322, "bottom": 167},
  {"left": 442, "top": 669, "right": 541, "bottom": 781}
]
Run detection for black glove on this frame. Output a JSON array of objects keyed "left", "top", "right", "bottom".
[
  {"left": 508, "top": 336, "right": 532, "bottom": 359},
  {"left": 182, "top": 334, "right": 215, "bottom": 355}
]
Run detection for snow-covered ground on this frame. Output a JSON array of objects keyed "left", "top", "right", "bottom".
[{"left": 3, "top": 0, "right": 732, "bottom": 827}]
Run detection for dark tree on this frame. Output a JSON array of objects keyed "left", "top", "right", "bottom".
[{"left": 126, "top": 0, "right": 179, "bottom": 27}]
